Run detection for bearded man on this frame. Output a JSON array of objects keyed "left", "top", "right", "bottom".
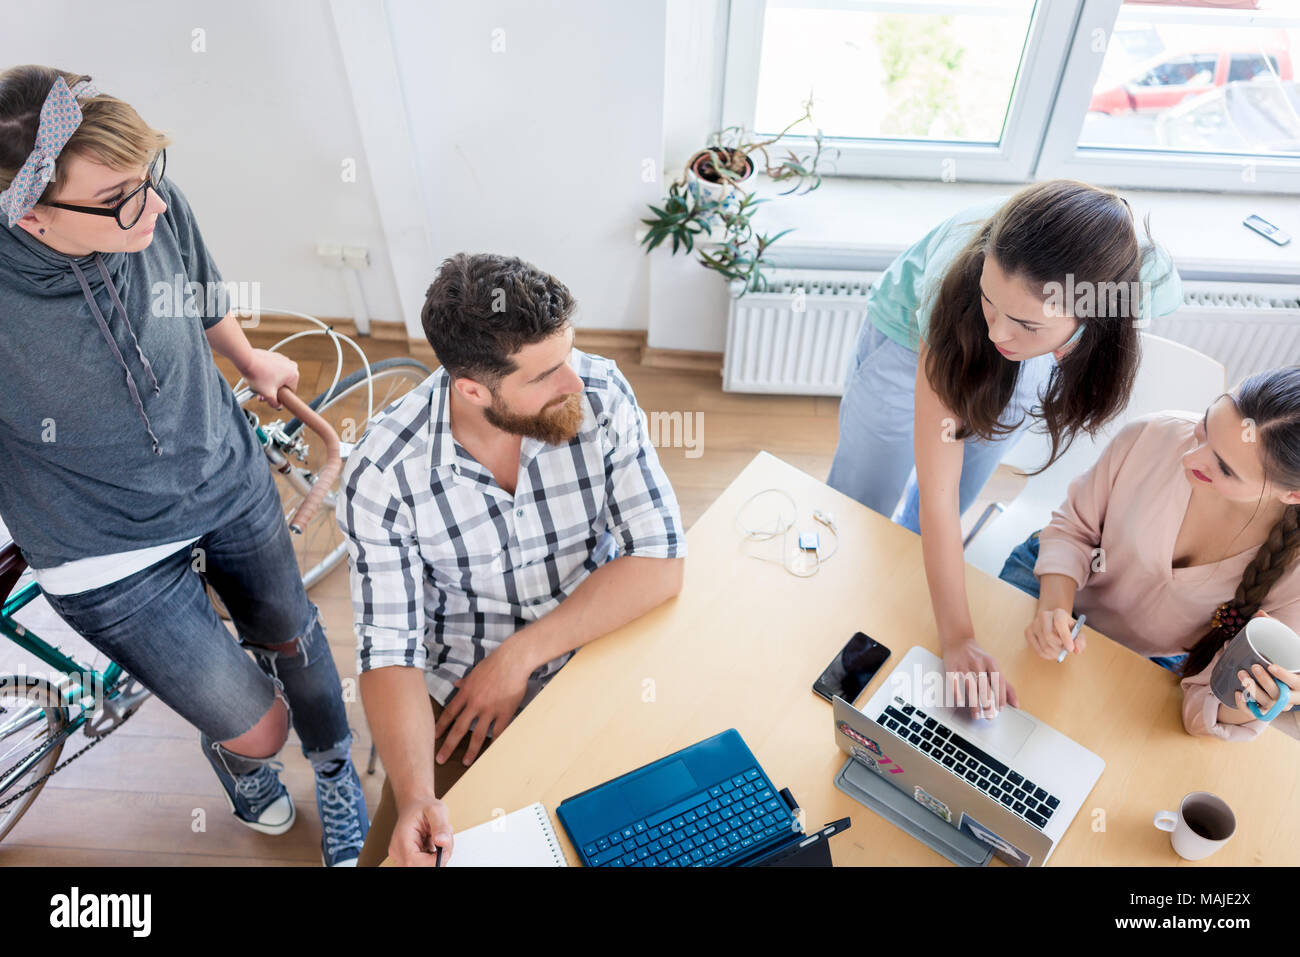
[{"left": 339, "top": 252, "right": 687, "bottom": 867}]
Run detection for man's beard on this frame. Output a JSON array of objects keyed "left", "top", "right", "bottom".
[{"left": 483, "top": 390, "right": 585, "bottom": 445}]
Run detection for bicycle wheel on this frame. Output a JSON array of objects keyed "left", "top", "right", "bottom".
[
  {"left": 0, "top": 675, "right": 68, "bottom": 842},
  {"left": 271, "top": 357, "right": 432, "bottom": 590}
]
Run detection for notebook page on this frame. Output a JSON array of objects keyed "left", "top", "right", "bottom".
[{"left": 445, "top": 802, "right": 567, "bottom": 867}]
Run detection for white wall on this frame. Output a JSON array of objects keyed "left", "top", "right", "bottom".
[
  {"left": 385, "top": 0, "right": 668, "bottom": 332},
  {"left": 650, "top": 0, "right": 733, "bottom": 353},
  {"left": 5, "top": 0, "right": 738, "bottom": 349},
  {"left": 1, "top": 0, "right": 406, "bottom": 328}
]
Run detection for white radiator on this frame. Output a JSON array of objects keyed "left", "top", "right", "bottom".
[
  {"left": 723, "top": 271, "right": 1300, "bottom": 396},
  {"left": 722, "top": 270, "right": 880, "bottom": 395},
  {"left": 1149, "top": 281, "right": 1300, "bottom": 389}
]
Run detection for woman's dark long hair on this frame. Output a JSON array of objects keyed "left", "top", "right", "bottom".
[
  {"left": 924, "top": 179, "right": 1167, "bottom": 472},
  {"left": 1180, "top": 368, "right": 1300, "bottom": 678}
]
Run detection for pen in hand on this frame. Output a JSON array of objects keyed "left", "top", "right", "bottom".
[
  {"left": 1057, "top": 614, "right": 1086, "bottom": 663},
  {"left": 422, "top": 831, "right": 444, "bottom": 866}
]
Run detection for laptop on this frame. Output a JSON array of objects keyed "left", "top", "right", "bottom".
[
  {"left": 557, "top": 728, "right": 850, "bottom": 867},
  {"left": 833, "top": 646, "right": 1104, "bottom": 866}
]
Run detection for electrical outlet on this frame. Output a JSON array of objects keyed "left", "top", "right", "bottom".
[{"left": 315, "top": 242, "right": 344, "bottom": 266}]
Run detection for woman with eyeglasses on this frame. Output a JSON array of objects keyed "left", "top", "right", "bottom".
[{"left": 0, "top": 65, "right": 367, "bottom": 865}]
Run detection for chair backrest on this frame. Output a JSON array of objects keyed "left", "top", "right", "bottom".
[{"left": 1002, "top": 332, "right": 1227, "bottom": 507}]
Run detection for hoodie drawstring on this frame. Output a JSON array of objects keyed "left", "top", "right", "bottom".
[
  {"left": 68, "top": 254, "right": 163, "bottom": 455},
  {"left": 95, "top": 254, "right": 159, "bottom": 397}
]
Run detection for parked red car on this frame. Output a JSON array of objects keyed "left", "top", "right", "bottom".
[{"left": 1089, "top": 44, "right": 1293, "bottom": 115}]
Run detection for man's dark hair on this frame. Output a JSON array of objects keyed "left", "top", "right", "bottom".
[{"left": 420, "top": 252, "right": 574, "bottom": 384}]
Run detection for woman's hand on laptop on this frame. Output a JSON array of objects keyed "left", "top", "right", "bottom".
[
  {"left": 942, "top": 640, "right": 1019, "bottom": 720},
  {"left": 434, "top": 639, "right": 533, "bottom": 768},
  {"left": 1025, "top": 607, "right": 1084, "bottom": 661}
]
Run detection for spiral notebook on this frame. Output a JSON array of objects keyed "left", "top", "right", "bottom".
[{"left": 446, "top": 802, "right": 567, "bottom": 867}]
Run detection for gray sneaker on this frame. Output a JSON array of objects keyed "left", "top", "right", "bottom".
[{"left": 201, "top": 734, "right": 296, "bottom": 835}]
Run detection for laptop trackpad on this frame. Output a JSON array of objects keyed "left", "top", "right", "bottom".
[{"left": 941, "top": 706, "right": 1034, "bottom": 761}]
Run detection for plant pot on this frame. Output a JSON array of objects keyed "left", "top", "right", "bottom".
[{"left": 686, "top": 148, "right": 754, "bottom": 219}]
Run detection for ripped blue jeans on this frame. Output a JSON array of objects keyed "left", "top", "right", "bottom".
[{"left": 42, "top": 464, "right": 352, "bottom": 775}]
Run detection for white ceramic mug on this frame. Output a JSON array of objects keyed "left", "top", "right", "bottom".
[{"left": 1153, "top": 792, "right": 1236, "bottom": 861}]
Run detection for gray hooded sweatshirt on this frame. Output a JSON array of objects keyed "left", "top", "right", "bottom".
[{"left": 0, "top": 176, "right": 265, "bottom": 569}]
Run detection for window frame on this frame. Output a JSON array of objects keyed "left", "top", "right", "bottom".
[
  {"left": 723, "top": 0, "right": 1300, "bottom": 194},
  {"left": 1036, "top": 0, "right": 1300, "bottom": 193},
  {"left": 721, "top": 0, "right": 1085, "bottom": 183}
]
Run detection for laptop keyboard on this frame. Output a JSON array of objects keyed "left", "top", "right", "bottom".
[
  {"left": 578, "top": 767, "right": 795, "bottom": 867},
  {"left": 878, "top": 702, "right": 1061, "bottom": 831}
]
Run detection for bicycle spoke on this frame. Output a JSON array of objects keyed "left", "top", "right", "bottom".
[
  {"left": 251, "top": 361, "right": 430, "bottom": 593},
  {"left": 0, "top": 716, "right": 48, "bottom": 763}
]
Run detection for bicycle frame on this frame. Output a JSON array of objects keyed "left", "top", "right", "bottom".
[{"left": 0, "top": 580, "right": 126, "bottom": 795}]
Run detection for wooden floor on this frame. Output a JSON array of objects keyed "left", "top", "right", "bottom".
[{"left": 0, "top": 327, "right": 1074, "bottom": 866}]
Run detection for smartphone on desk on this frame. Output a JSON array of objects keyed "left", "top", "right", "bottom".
[{"left": 812, "top": 632, "right": 891, "bottom": 706}]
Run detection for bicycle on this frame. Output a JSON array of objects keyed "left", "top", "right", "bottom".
[{"left": 0, "top": 311, "right": 430, "bottom": 842}]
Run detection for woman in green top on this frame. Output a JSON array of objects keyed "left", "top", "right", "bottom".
[{"left": 827, "top": 180, "right": 1182, "bottom": 719}]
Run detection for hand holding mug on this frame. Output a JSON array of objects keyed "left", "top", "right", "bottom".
[
  {"left": 1210, "top": 613, "right": 1300, "bottom": 722},
  {"left": 1234, "top": 661, "right": 1300, "bottom": 720}
]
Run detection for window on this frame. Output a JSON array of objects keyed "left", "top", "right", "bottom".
[
  {"left": 725, "top": 0, "right": 1300, "bottom": 192},
  {"left": 1060, "top": 0, "right": 1300, "bottom": 179},
  {"left": 723, "top": 0, "right": 1082, "bottom": 181},
  {"left": 750, "top": 1, "right": 1037, "bottom": 143}
]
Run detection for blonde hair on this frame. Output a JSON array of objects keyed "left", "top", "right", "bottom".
[{"left": 0, "top": 64, "right": 171, "bottom": 202}]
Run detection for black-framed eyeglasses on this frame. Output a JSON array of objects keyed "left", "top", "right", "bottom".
[{"left": 45, "top": 149, "right": 166, "bottom": 230}]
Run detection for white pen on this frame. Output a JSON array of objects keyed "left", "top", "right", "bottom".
[{"left": 1057, "top": 613, "right": 1086, "bottom": 663}]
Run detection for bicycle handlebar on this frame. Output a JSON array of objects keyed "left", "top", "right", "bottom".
[{"left": 274, "top": 386, "right": 342, "bottom": 535}]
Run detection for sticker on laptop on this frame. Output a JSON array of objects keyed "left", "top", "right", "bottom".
[
  {"left": 843, "top": 737, "right": 903, "bottom": 776},
  {"left": 837, "top": 720, "right": 883, "bottom": 756},
  {"left": 851, "top": 747, "right": 885, "bottom": 775},
  {"left": 852, "top": 743, "right": 904, "bottom": 774},
  {"left": 913, "top": 785, "right": 952, "bottom": 823},
  {"left": 958, "top": 812, "right": 1033, "bottom": 867}
]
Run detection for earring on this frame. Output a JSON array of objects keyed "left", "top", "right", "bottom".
[{"left": 39, "top": 228, "right": 45, "bottom": 235}]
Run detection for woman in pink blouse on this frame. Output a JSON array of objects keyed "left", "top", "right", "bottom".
[{"left": 997, "top": 366, "right": 1300, "bottom": 741}]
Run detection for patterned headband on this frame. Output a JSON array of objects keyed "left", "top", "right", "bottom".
[{"left": 0, "top": 76, "right": 101, "bottom": 228}]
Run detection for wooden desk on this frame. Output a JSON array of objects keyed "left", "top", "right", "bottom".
[{"left": 399, "top": 452, "right": 1300, "bottom": 866}]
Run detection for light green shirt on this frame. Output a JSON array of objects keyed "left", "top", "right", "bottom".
[{"left": 867, "top": 197, "right": 1184, "bottom": 352}]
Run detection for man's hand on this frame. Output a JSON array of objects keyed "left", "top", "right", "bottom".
[
  {"left": 434, "top": 639, "right": 534, "bottom": 768},
  {"left": 240, "top": 348, "right": 299, "bottom": 409},
  {"left": 389, "top": 794, "right": 454, "bottom": 867}
]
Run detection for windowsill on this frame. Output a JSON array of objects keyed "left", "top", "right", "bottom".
[{"left": 725, "top": 175, "right": 1300, "bottom": 282}]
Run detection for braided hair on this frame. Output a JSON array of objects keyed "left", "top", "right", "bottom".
[{"left": 1180, "top": 368, "right": 1300, "bottom": 677}]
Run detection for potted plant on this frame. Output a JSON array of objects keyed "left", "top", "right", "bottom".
[{"left": 640, "top": 98, "right": 838, "bottom": 294}]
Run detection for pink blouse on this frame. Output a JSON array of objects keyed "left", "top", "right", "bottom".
[{"left": 1033, "top": 412, "right": 1300, "bottom": 741}]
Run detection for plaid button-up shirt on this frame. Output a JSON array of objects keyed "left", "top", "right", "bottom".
[{"left": 337, "top": 348, "right": 687, "bottom": 709}]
